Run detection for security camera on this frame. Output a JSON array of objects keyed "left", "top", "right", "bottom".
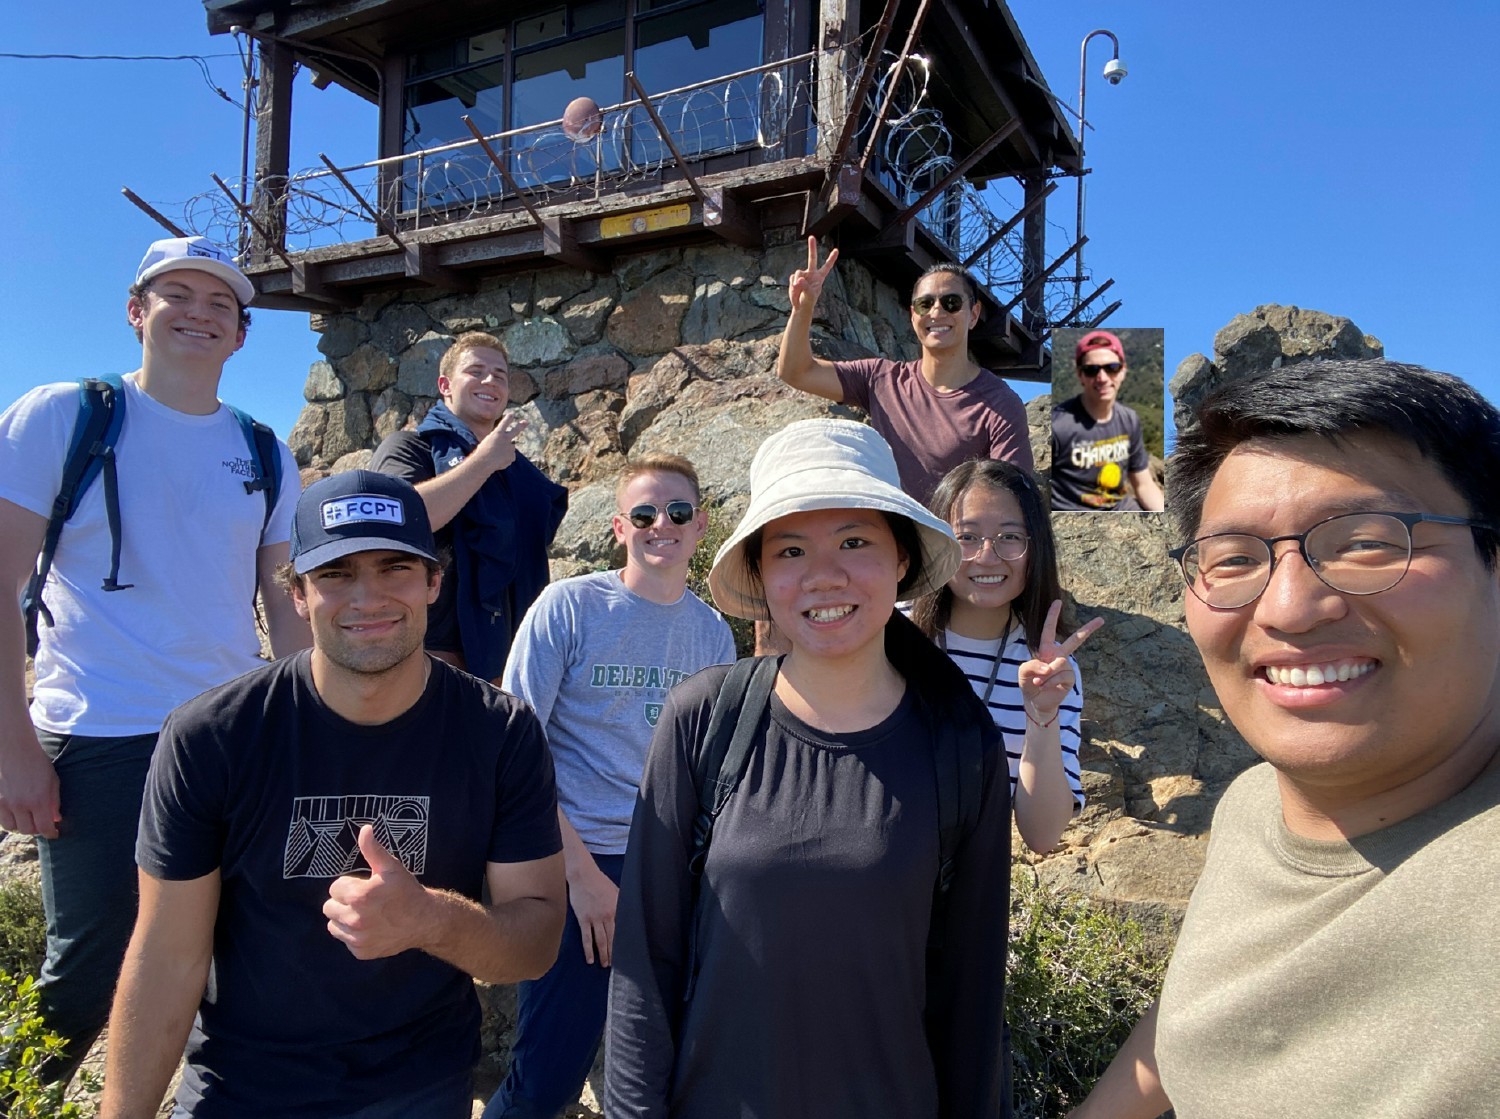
[{"left": 1102, "top": 58, "right": 1128, "bottom": 85}]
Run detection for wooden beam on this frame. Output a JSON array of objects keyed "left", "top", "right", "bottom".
[
  {"left": 857, "top": 0, "right": 936, "bottom": 173},
  {"left": 541, "top": 214, "right": 608, "bottom": 273},
  {"left": 1085, "top": 300, "right": 1123, "bottom": 329},
  {"left": 882, "top": 119, "right": 1020, "bottom": 234},
  {"left": 402, "top": 242, "right": 476, "bottom": 292},
  {"left": 290, "top": 260, "right": 360, "bottom": 308},
  {"left": 250, "top": 37, "right": 294, "bottom": 264},
  {"left": 1062, "top": 278, "right": 1114, "bottom": 328},
  {"left": 934, "top": 0, "right": 1043, "bottom": 168},
  {"left": 823, "top": 0, "right": 901, "bottom": 171},
  {"left": 211, "top": 174, "right": 294, "bottom": 268},
  {"left": 806, "top": 163, "right": 863, "bottom": 236},
  {"left": 848, "top": 220, "right": 915, "bottom": 256},
  {"left": 702, "top": 188, "right": 760, "bottom": 249},
  {"left": 120, "top": 188, "right": 186, "bottom": 237},
  {"left": 961, "top": 180, "right": 1056, "bottom": 268},
  {"left": 999, "top": 235, "right": 1085, "bottom": 316}
]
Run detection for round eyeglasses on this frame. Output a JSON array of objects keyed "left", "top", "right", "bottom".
[
  {"left": 626, "top": 501, "right": 696, "bottom": 529},
  {"left": 1169, "top": 510, "right": 1490, "bottom": 610},
  {"left": 955, "top": 531, "right": 1029, "bottom": 562}
]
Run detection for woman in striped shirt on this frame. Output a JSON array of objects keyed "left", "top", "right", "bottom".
[{"left": 911, "top": 460, "right": 1102, "bottom": 852}]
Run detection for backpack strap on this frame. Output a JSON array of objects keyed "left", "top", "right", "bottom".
[
  {"left": 21, "top": 376, "right": 131, "bottom": 656},
  {"left": 681, "top": 655, "right": 777, "bottom": 1004},
  {"left": 933, "top": 708, "right": 985, "bottom": 896},
  {"left": 225, "top": 404, "right": 282, "bottom": 533},
  {"left": 688, "top": 655, "right": 779, "bottom": 877}
]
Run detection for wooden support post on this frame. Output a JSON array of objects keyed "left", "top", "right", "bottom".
[
  {"left": 250, "top": 36, "right": 293, "bottom": 266},
  {"left": 1019, "top": 174, "right": 1051, "bottom": 342}
]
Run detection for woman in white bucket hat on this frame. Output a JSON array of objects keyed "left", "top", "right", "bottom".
[{"left": 606, "top": 420, "right": 1014, "bottom": 1119}]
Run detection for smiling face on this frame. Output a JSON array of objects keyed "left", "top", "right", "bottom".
[
  {"left": 293, "top": 549, "right": 440, "bottom": 677},
  {"left": 1076, "top": 347, "right": 1127, "bottom": 410},
  {"left": 909, "top": 272, "right": 981, "bottom": 355},
  {"left": 438, "top": 345, "right": 510, "bottom": 436},
  {"left": 945, "top": 484, "right": 1028, "bottom": 638},
  {"left": 127, "top": 270, "right": 246, "bottom": 368},
  {"left": 612, "top": 469, "right": 707, "bottom": 581},
  {"left": 1186, "top": 432, "right": 1500, "bottom": 819},
  {"left": 758, "top": 507, "right": 909, "bottom": 666}
]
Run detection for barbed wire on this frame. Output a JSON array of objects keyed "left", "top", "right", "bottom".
[{"left": 161, "top": 36, "right": 1083, "bottom": 332}]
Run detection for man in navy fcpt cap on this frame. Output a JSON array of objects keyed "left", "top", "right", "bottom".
[
  {"left": 0, "top": 236, "right": 308, "bottom": 1083},
  {"left": 101, "top": 471, "right": 566, "bottom": 1119}
]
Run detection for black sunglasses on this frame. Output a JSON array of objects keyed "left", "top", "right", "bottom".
[
  {"left": 626, "top": 501, "right": 696, "bottom": 529},
  {"left": 1080, "top": 362, "right": 1124, "bottom": 377},
  {"left": 911, "top": 293, "right": 967, "bottom": 315}
]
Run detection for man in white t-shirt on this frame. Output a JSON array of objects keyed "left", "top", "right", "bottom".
[{"left": 0, "top": 237, "right": 308, "bottom": 1082}]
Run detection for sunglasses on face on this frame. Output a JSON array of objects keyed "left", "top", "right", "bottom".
[
  {"left": 1080, "top": 362, "right": 1124, "bottom": 378},
  {"left": 911, "top": 293, "right": 968, "bottom": 315},
  {"left": 626, "top": 501, "right": 697, "bottom": 529}
]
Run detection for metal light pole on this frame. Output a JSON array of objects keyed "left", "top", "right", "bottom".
[{"left": 1074, "top": 29, "right": 1126, "bottom": 315}]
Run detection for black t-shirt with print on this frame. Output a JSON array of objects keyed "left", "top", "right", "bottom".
[
  {"left": 138, "top": 652, "right": 561, "bottom": 1118},
  {"left": 1050, "top": 395, "right": 1149, "bottom": 510}
]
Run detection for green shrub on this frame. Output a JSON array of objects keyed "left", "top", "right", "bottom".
[
  {"left": 0, "top": 972, "right": 92, "bottom": 1117},
  {"left": 1008, "top": 870, "right": 1170, "bottom": 1118},
  {"left": 0, "top": 880, "right": 46, "bottom": 982}
]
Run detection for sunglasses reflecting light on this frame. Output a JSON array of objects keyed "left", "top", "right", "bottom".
[
  {"left": 912, "top": 293, "right": 967, "bottom": 315},
  {"left": 1081, "top": 362, "right": 1124, "bottom": 377},
  {"left": 627, "top": 501, "right": 696, "bottom": 529}
]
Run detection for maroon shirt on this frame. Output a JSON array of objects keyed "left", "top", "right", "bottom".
[{"left": 834, "top": 358, "right": 1034, "bottom": 504}]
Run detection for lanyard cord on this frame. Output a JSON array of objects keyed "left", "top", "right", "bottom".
[{"left": 937, "top": 611, "right": 1010, "bottom": 707}]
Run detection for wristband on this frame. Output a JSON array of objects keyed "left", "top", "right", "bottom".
[{"left": 1025, "top": 703, "right": 1059, "bottom": 729}]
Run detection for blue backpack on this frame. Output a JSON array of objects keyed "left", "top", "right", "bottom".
[{"left": 20, "top": 374, "right": 282, "bottom": 656}]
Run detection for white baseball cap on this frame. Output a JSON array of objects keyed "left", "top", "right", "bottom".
[{"left": 134, "top": 236, "right": 255, "bottom": 306}]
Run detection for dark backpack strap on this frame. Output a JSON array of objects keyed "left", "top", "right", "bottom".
[
  {"left": 688, "top": 656, "right": 779, "bottom": 876},
  {"left": 21, "top": 376, "right": 129, "bottom": 655},
  {"left": 933, "top": 712, "right": 985, "bottom": 896},
  {"left": 225, "top": 404, "right": 282, "bottom": 533},
  {"left": 681, "top": 655, "right": 777, "bottom": 1005}
]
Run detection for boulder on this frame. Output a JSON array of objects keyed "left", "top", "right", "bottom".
[{"left": 606, "top": 269, "right": 693, "bottom": 356}]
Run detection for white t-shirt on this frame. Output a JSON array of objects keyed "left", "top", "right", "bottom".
[{"left": 0, "top": 373, "right": 298, "bottom": 735}]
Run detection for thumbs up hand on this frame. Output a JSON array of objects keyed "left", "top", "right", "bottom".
[{"left": 323, "top": 824, "right": 434, "bottom": 960}]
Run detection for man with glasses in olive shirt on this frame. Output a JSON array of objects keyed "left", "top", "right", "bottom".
[{"left": 1070, "top": 359, "right": 1500, "bottom": 1119}]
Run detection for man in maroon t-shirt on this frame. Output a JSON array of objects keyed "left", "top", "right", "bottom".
[{"left": 775, "top": 237, "right": 1033, "bottom": 506}]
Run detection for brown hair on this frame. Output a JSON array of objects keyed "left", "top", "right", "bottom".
[
  {"left": 615, "top": 452, "right": 702, "bottom": 505},
  {"left": 909, "top": 459, "right": 1071, "bottom": 654},
  {"left": 439, "top": 332, "right": 508, "bottom": 382}
]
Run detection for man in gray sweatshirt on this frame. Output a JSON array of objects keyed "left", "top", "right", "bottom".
[{"left": 486, "top": 452, "right": 735, "bottom": 1119}]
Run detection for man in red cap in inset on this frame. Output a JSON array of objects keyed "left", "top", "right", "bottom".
[{"left": 1050, "top": 330, "right": 1164, "bottom": 511}]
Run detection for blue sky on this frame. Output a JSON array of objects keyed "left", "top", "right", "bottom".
[{"left": 3, "top": 2, "right": 1497, "bottom": 443}]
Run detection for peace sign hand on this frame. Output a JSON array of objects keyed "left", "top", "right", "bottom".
[
  {"left": 1019, "top": 600, "right": 1104, "bottom": 724},
  {"left": 788, "top": 235, "right": 840, "bottom": 314}
]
